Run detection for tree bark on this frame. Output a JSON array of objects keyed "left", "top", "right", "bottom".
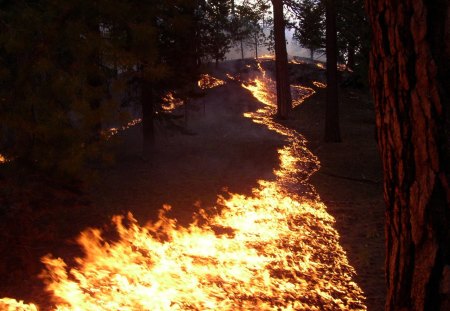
[
  {"left": 367, "top": 0, "right": 450, "bottom": 310},
  {"left": 271, "top": 0, "right": 292, "bottom": 119},
  {"left": 324, "top": 0, "right": 341, "bottom": 142}
]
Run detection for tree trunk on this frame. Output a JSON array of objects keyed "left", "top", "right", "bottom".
[
  {"left": 255, "top": 37, "right": 258, "bottom": 59},
  {"left": 310, "top": 48, "right": 314, "bottom": 61},
  {"left": 240, "top": 39, "right": 244, "bottom": 59},
  {"left": 141, "top": 78, "right": 154, "bottom": 156},
  {"left": 367, "top": 0, "right": 450, "bottom": 310},
  {"left": 324, "top": 0, "right": 341, "bottom": 142},
  {"left": 271, "top": 0, "right": 292, "bottom": 119}
]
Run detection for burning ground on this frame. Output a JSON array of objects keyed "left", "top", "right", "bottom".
[{"left": 0, "top": 59, "right": 380, "bottom": 310}]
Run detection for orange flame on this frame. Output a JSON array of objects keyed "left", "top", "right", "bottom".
[
  {"left": 1, "top": 62, "right": 366, "bottom": 310},
  {"left": 198, "top": 74, "right": 225, "bottom": 90},
  {"left": 313, "top": 81, "right": 327, "bottom": 88},
  {"left": 316, "top": 63, "right": 325, "bottom": 69},
  {"left": 258, "top": 54, "right": 275, "bottom": 60},
  {"left": 0, "top": 298, "right": 38, "bottom": 310},
  {"left": 161, "top": 92, "right": 184, "bottom": 111},
  {"left": 103, "top": 118, "right": 142, "bottom": 139},
  {"left": 0, "top": 154, "right": 7, "bottom": 164}
]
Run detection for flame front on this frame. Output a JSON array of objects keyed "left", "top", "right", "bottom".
[
  {"left": 0, "top": 154, "right": 7, "bottom": 164},
  {"left": 1, "top": 61, "right": 366, "bottom": 310},
  {"left": 161, "top": 92, "right": 184, "bottom": 111},
  {"left": 198, "top": 74, "right": 225, "bottom": 90},
  {"left": 312, "top": 81, "right": 327, "bottom": 88},
  {"left": 103, "top": 118, "right": 142, "bottom": 139}
]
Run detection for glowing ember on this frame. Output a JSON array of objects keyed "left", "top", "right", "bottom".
[
  {"left": 162, "top": 92, "right": 184, "bottom": 111},
  {"left": 103, "top": 118, "right": 142, "bottom": 139},
  {"left": 316, "top": 63, "right": 325, "bottom": 69},
  {"left": 313, "top": 81, "right": 327, "bottom": 88},
  {"left": 259, "top": 54, "right": 275, "bottom": 60},
  {"left": 289, "top": 58, "right": 305, "bottom": 65},
  {"left": 198, "top": 74, "right": 226, "bottom": 90},
  {"left": 0, "top": 154, "right": 7, "bottom": 164},
  {"left": 1, "top": 61, "right": 366, "bottom": 310}
]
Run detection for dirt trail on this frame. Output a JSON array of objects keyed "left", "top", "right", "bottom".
[
  {"left": 87, "top": 60, "right": 384, "bottom": 310},
  {"left": 90, "top": 75, "right": 285, "bottom": 226}
]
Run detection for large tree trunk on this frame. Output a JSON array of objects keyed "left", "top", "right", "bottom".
[
  {"left": 271, "top": 0, "right": 292, "bottom": 119},
  {"left": 367, "top": 0, "right": 450, "bottom": 310},
  {"left": 324, "top": 0, "right": 341, "bottom": 142}
]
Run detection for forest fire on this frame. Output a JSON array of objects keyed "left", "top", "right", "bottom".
[
  {"left": 258, "top": 54, "right": 275, "bottom": 60},
  {"left": 103, "top": 118, "right": 142, "bottom": 139},
  {"left": 316, "top": 63, "right": 325, "bottom": 69},
  {"left": 161, "top": 91, "right": 185, "bottom": 111},
  {"left": 198, "top": 74, "right": 226, "bottom": 90},
  {"left": 0, "top": 154, "right": 7, "bottom": 164},
  {"left": 0, "top": 62, "right": 366, "bottom": 311},
  {"left": 312, "top": 81, "right": 327, "bottom": 88}
]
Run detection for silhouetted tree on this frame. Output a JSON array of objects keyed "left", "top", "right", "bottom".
[
  {"left": 271, "top": 0, "right": 292, "bottom": 118},
  {"left": 367, "top": 0, "right": 450, "bottom": 310},
  {"left": 324, "top": 0, "right": 341, "bottom": 142},
  {"left": 292, "top": 0, "right": 324, "bottom": 60}
]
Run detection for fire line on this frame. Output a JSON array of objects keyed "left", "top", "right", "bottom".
[{"left": 1, "top": 63, "right": 366, "bottom": 310}]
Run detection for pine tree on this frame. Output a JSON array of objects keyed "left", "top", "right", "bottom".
[{"left": 292, "top": 0, "right": 324, "bottom": 60}]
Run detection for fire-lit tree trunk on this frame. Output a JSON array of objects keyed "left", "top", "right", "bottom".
[
  {"left": 271, "top": 0, "right": 292, "bottom": 119},
  {"left": 367, "top": 0, "right": 450, "bottom": 310},
  {"left": 324, "top": 0, "right": 341, "bottom": 142}
]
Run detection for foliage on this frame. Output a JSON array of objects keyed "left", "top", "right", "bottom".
[
  {"left": 291, "top": 0, "right": 324, "bottom": 59},
  {"left": 229, "top": 3, "right": 271, "bottom": 59},
  {"left": 0, "top": 0, "right": 235, "bottom": 182}
]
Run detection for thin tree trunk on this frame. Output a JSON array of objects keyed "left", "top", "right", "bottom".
[
  {"left": 271, "top": 0, "right": 291, "bottom": 119},
  {"left": 255, "top": 38, "right": 258, "bottom": 59},
  {"left": 324, "top": 0, "right": 341, "bottom": 142},
  {"left": 367, "top": 0, "right": 450, "bottom": 310},
  {"left": 240, "top": 39, "right": 244, "bottom": 59},
  {"left": 310, "top": 48, "right": 314, "bottom": 61}
]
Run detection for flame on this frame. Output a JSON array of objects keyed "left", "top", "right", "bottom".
[
  {"left": 161, "top": 92, "right": 184, "bottom": 112},
  {"left": 242, "top": 61, "right": 315, "bottom": 109},
  {"left": 0, "top": 298, "right": 38, "bottom": 310},
  {"left": 258, "top": 54, "right": 275, "bottom": 60},
  {"left": 0, "top": 154, "right": 7, "bottom": 164},
  {"left": 1, "top": 61, "right": 366, "bottom": 310},
  {"left": 289, "top": 59, "right": 305, "bottom": 65},
  {"left": 316, "top": 63, "right": 325, "bottom": 69},
  {"left": 198, "top": 74, "right": 225, "bottom": 90},
  {"left": 312, "top": 81, "right": 327, "bottom": 88},
  {"left": 103, "top": 118, "right": 142, "bottom": 139}
]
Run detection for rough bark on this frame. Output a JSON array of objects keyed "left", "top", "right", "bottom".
[
  {"left": 324, "top": 0, "right": 341, "bottom": 142},
  {"left": 367, "top": 0, "right": 450, "bottom": 310},
  {"left": 271, "top": 0, "right": 292, "bottom": 119}
]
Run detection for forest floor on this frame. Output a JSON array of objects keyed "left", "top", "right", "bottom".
[{"left": 0, "top": 59, "right": 385, "bottom": 310}]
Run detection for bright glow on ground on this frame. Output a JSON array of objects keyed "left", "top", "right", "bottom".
[{"left": 1, "top": 62, "right": 366, "bottom": 311}]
